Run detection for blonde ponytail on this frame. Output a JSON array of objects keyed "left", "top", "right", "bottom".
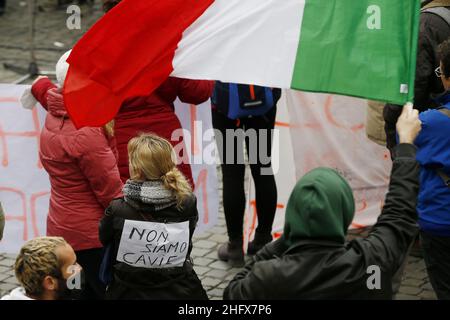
[
  {"left": 103, "top": 120, "right": 115, "bottom": 138},
  {"left": 161, "top": 167, "right": 192, "bottom": 209},
  {"left": 128, "top": 133, "right": 193, "bottom": 209}
]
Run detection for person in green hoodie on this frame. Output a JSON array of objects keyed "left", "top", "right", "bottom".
[{"left": 224, "top": 104, "right": 422, "bottom": 300}]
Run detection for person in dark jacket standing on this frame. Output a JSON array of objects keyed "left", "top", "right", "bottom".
[
  {"left": 415, "top": 39, "right": 450, "bottom": 300},
  {"left": 99, "top": 134, "right": 207, "bottom": 300},
  {"left": 213, "top": 83, "right": 282, "bottom": 267},
  {"left": 224, "top": 104, "right": 422, "bottom": 300},
  {"left": 384, "top": 0, "right": 450, "bottom": 155}
]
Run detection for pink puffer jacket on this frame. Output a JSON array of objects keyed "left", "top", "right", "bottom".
[{"left": 32, "top": 78, "right": 123, "bottom": 251}]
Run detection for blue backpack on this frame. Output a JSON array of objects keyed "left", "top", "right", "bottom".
[
  {"left": 99, "top": 244, "right": 114, "bottom": 285},
  {"left": 212, "top": 82, "right": 281, "bottom": 119}
]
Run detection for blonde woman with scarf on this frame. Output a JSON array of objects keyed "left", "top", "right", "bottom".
[{"left": 99, "top": 134, "right": 207, "bottom": 300}]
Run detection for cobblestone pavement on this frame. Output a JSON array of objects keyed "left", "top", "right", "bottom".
[
  {"left": 0, "top": 1, "right": 438, "bottom": 300},
  {"left": 0, "top": 0, "right": 102, "bottom": 84},
  {"left": 0, "top": 229, "right": 439, "bottom": 300}
]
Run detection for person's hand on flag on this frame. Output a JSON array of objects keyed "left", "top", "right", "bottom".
[{"left": 396, "top": 103, "right": 422, "bottom": 145}]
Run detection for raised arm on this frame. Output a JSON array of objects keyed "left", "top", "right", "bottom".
[
  {"left": 31, "top": 77, "right": 57, "bottom": 110},
  {"left": 357, "top": 104, "right": 422, "bottom": 274}
]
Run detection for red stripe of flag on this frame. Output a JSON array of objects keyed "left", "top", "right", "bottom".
[{"left": 63, "top": 0, "right": 214, "bottom": 129}]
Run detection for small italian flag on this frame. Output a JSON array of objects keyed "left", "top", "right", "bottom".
[{"left": 64, "top": 0, "right": 421, "bottom": 128}]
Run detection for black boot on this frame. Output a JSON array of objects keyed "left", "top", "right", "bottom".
[
  {"left": 218, "top": 240, "right": 244, "bottom": 267},
  {"left": 247, "top": 233, "right": 273, "bottom": 255}
]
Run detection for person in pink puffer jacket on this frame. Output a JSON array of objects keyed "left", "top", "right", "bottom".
[{"left": 31, "top": 51, "right": 123, "bottom": 300}]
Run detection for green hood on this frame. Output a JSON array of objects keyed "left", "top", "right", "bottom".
[{"left": 283, "top": 168, "right": 355, "bottom": 246}]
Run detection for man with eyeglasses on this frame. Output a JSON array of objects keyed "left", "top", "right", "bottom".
[
  {"left": 414, "top": 38, "right": 450, "bottom": 300},
  {"left": 436, "top": 64, "right": 445, "bottom": 77},
  {"left": 384, "top": 0, "right": 450, "bottom": 157}
]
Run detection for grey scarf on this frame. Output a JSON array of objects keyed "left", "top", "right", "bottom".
[{"left": 123, "top": 180, "right": 177, "bottom": 211}]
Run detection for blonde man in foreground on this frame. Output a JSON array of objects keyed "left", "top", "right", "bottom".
[{"left": 1, "top": 237, "right": 82, "bottom": 300}]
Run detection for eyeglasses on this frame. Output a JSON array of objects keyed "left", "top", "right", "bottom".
[{"left": 435, "top": 66, "right": 443, "bottom": 78}]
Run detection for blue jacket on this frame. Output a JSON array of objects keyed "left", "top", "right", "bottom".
[{"left": 415, "top": 93, "right": 450, "bottom": 236}]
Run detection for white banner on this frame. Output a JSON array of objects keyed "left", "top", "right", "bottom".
[
  {"left": 245, "top": 90, "right": 392, "bottom": 245},
  {"left": 0, "top": 84, "right": 49, "bottom": 254},
  {"left": 174, "top": 100, "right": 220, "bottom": 235},
  {"left": 0, "top": 84, "right": 391, "bottom": 254},
  {"left": 116, "top": 220, "right": 190, "bottom": 268}
]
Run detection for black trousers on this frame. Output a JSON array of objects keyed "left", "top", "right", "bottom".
[
  {"left": 76, "top": 248, "right": 106, "bottom": 300},
  {"left": 212, "top": 108, "right": 278, "bottom": 242},
  {"left": 383, "top": 103, "right": 402, "bottom": 159},
  {"left": 0, "top": 0, "right": 5, "bottom": 9},
  {"left": 420, "top": 231, "right": 450, "bottom": 300}
]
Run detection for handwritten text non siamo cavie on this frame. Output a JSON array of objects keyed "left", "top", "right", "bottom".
[{"left": 116, "top": 220, "right": 190, "bottom": 269}]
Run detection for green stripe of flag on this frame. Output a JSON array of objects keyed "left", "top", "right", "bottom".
[{"left": 291, "top": 0, "right": 421, "bottom": 105}]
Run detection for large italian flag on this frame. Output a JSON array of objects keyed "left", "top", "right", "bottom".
[{"left": 64, "top": 0, "right": 421, "bottom": 128}]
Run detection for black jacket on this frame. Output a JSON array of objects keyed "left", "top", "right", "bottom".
[
  {"left": 416, "top": 4, "right": 450, "bottom": 109},
  {"left": 99, "top": 195, "right": 208, "bottom": 300},
  {"left": 224, "top": 144, "right": 419, "bottom": 300},
  {"left": 384, "top": 3, "right": 450, "bottom": 153}
]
